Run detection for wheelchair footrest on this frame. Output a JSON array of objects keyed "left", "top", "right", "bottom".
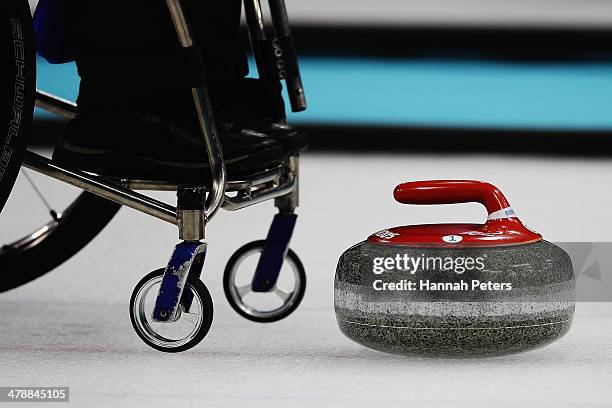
[{"left": 110, "top": 165, "right": 282, "bottom": 192}]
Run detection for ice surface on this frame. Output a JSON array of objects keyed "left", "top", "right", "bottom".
[{"left": 1, "top": 153, "right": 611, "bottom": 407}]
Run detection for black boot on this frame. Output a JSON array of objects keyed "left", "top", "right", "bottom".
[
  {"left": 53, "top": 90, "right": 286, "bottom": 181},
  {"left": 211, "top": 78, "right": 309, "bottom": 156}
]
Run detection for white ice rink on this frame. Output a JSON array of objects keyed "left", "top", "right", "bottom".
[
  {"left": 284, "top": 0, "right": 612, "bottom": 28},
  {"left": 1, "top": 152, "right": 611, "bottom": 407},
  {"left": 28, "top": 0, "right": 612, "bottom": 28}
]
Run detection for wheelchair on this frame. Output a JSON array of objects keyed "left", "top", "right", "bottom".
[{"left": 1, "top": 0, "right": 307, "bottom": 352}]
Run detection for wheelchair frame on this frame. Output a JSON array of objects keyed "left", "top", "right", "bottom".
[{"left": 21, "top": 0, "right": 307, "bottom": 351}]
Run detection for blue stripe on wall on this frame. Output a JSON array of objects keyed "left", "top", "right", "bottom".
[{"left": 36, "top": 56, "right": 612, "bottom": 130}]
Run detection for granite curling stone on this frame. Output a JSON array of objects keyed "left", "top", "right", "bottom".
[{"left": 334, "top": 180, "right": 575, "bottom": 357}]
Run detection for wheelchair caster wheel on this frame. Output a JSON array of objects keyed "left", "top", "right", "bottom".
[
  {"left": 130, "top": 269, "right": 213, "bottom": 352},
  {"left": 223, "top": 240, "right": 306, "bottom": 323}
]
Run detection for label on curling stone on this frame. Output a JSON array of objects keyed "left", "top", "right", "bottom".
[{"left": 487, "top": 207, "right": 516, "bottom": 220}]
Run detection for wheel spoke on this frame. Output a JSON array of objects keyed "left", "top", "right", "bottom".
[
  {"left": 182, "top": 312, "right": 199, "bottom": 326},
  {"left": 21, "top": 169, "right": 59, "bottom": 221},
  {"left": 236, "top": 284, "right": 251, "bottom": 299},
  {"left": 273, "top": 286, "right": 291, "bottom": 303}
]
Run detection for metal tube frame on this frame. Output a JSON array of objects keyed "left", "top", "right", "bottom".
[
  {"left": 165, "top": 0, "right": 226, "bottom": 221},
  {"left": 22, "top": 151, "right": 178, "bottom": 225},
  {"left": 243, "top": 0, "right": 306, "bottom": 112},
  {"left": 25, "top": 0, "right": 299, "bottom": 228},
  {"left": 267, "top": 0, "right": 307, "bottom": 111}
]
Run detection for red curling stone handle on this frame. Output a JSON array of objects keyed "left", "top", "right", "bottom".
[
  {"left": 394, "top": 180, "right": 515, "bottom": 220},
  {"left": 368, "top": 180, "right": 543, "bottom": 246}
]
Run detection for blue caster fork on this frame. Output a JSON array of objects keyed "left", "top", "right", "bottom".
[{"left": 223, "top": 213, "right": 306, "bottom": 323}]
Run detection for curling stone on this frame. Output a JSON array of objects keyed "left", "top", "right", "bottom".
[{"left": 335, "top": 180, "right": 575, "bottom": 357}]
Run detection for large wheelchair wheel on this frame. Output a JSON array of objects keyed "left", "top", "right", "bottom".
[
  {"left": 0, "top": 2, "right": 120, "bottom": 292},
  {"left": 0, "top": 191, "right": 121, "bottom": 292},
  {"left": 1, "top": 0, "right": 36, "bottom": 213}
]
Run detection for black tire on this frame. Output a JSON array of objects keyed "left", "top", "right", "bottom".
[
  {"left": 223, "top": 240, "right": 306, "bottom": 323},
  {"left": 0, "top": 192, "right": 121, "bottom": 292},
  {"left": 1, "top": 0, "right": 36, "bottom": 213},
  {"left": 130, "top": 269, "right": 214, "bottom": 353}
]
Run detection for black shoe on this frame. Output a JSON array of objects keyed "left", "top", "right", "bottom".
[
  {"left": 53, "top": 107, "right": 285, "bottom": 181},
  {"left": 266, "top": 121, "right": 309, "bottom": 156},
  {"left": 210, "top": 78, "right": 309, "bottom": 155}
]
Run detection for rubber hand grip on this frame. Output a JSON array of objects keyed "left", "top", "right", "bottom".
[{"left": 394, "top": 180, "right": 512, "bottom": 217}]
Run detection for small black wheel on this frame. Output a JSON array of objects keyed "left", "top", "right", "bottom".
[
  {"left": 130, "top": 269, "right": 214, "bottom": 352},
  {"left": 223, "top": 240, "right": 306, "bottom": 323}
]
